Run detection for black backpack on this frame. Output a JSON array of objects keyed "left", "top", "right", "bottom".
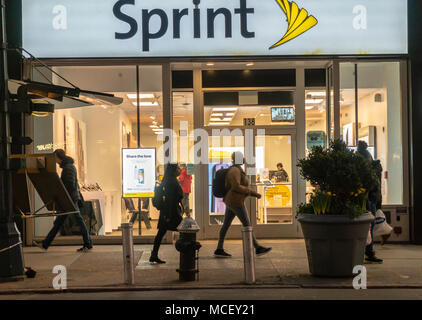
[
  {"left": 212, "top": 168, "right": 230, "bottom": 198},
  {"left": 152, "top": 184, "right": 166, "bottom": 210}
]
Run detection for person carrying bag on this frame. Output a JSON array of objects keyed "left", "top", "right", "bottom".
[{"left": 150, "top": 163, "right": 184, "bottom": 264}]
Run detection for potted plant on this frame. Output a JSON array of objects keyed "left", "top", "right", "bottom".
[{"left": 296, "top": 140, "right": 377, "bottom": 277}]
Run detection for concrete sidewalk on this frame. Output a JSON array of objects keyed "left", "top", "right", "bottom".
[{"left": 0, "top": 240, "right": 421, "bottom": 294}]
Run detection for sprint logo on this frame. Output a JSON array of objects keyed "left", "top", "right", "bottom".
[{"left": 270, "top": 0, "right": 318, "bottom": 49}]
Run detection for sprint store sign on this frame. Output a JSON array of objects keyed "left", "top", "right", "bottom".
[{"left": 22, "top": 0, "right": 408, "bottom": 58}]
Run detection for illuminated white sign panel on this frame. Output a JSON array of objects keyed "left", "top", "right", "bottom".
[
  {"left": 22, "top": 0, "right": 408, "bottom": 58},
  {"left": 122, "top": 148, "right": 156, "bottom": 198}
]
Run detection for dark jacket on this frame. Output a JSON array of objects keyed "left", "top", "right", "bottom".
[
  {"left": 158, "top": 180, "right": 183, "bottom": 231},
  {"left": 357, "top": 148, "right": 382, "bottom": 203},
  {"left": 60, "top": 157, "right": 82, "bottom": 205}
]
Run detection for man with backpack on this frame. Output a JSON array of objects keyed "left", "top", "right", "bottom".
[{"left": 213, "top": 151, "right": 272, "bottom": 258}]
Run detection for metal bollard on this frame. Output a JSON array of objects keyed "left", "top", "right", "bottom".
[
  {"left": 121, "top": 223, "right": 135, "bottom": 285},
  {"left": 241, "top": 226, "right": 256, "bottom": 284}
]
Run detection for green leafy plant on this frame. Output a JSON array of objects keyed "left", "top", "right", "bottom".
[{"left": 297, "top": 139, "right": 379, "bottom": 218}]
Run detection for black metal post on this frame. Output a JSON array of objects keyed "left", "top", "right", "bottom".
[{"left": 0, "top": 0, "right": 24, "bottom": 279}]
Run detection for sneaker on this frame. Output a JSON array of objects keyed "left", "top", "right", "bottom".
[
  {"left": 77, "top": 246, "right": 93, "bottom": 252},
  {"left": 256, "top": 246, "right": 272, "bottom": 257},
  {"left": 364, "top": 255, "right": 383, "bottom": 264},
  {"left": 149, "top": 256, "right": 166, "bottom": 264},
  {"left": 32, "top": 240, "right": 47, "bottom": 252},
  {"left": 214, "top": 249, "right": 232, "bottom": 258}
]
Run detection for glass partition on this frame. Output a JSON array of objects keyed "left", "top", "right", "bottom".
[{"left": 255, "top": 134, "right": 293, "bottom": 224}]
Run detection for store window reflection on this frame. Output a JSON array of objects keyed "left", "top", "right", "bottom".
[{"left": 340, "top": 63, "right": 357, "bottom": 147}]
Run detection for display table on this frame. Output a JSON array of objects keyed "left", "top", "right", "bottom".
[
  {"left": 256, "top": 182, "right": 293, "bottom": 224},
  {"left": 81, "top": 191, "right": 106, "bottom": 235}
]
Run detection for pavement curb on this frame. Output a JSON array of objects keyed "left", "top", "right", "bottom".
[{"left": 2, "top": 284, "right": 422, "bottom": 295}]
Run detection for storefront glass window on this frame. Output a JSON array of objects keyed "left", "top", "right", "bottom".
[
  {"left": 208, "top": 134, "right": 244, "bottom": 225},
  {"left": 255, "top": 135, "right": 293, "bottom": 224},
  {"left": 305, "top": 89, "right": 327, "bottom": 201},
  {"left": 340, "top": 63, "right": 357, "bottom": 147},
  {"left": 33, "top": 65, "right": 164, "bottom": 238},
  {"left": 172, "top": 92, "right": 195, "bottom": 219},
  {"left": 356, "top": 62, "right": 403, "bottom": 205}
]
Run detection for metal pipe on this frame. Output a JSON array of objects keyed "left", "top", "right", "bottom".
[
  {"left": 241, "top": 226, "right": 256, "bottom": 284},
  {"left": 121, "top": 222, "right": 135, "bottom": 285}
]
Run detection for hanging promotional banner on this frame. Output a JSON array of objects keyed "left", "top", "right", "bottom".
[
  {"left": 122, "top": 148, "right": 156, "bottom": 198},
  {"left": 22, "top": 0, "right": 407, "bottom": 58}
]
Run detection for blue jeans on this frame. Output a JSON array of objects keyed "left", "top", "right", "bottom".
[
  {"left": 217, "top": 206, "right": 260, "bottom": 250},
  {"left": 365, "top": 200, "right": 377, "bottom": 257},
  {"left": 42, "top": 204, "right": 92, "bottom": 249}
]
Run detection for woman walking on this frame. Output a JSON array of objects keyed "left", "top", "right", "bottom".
[{"left": 150, "top": 163, "right": 184, "bottom": 264}]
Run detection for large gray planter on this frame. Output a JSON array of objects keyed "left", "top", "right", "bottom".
[{"left": 297, "top": 212, "right": 374, "bottom": 277}]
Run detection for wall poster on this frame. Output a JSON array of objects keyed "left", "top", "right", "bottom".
[{"left": 122, "top": 148, "right": 156, "bottom": 198}]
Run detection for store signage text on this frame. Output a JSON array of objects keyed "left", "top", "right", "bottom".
[
  {"left": 113, "top": 0, "right": 256, "bottom": 51},
  {"left": 23, "top": 0, "right": 408, "bottom": 57}
]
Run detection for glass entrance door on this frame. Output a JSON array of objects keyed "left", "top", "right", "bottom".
[
  {"left": 249, "top": 129, "right": 298, "bottom": 238},
  {"left": 203, "top": 127, "right": 299, "bottom": 239}
]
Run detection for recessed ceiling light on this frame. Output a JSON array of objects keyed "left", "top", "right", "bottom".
[
  {"left": 246, "top": 62, "right": 254, "bottom": 66},
  {"left": 206, "top": 63, "right": 215, "bottom": 66},
  {"left": 210, "top": 118, "right": 222, "bottom": 121},
  {"left": 209, "top": 122, "right": 230, "bottom": 125},
  {"left": 305, "top": 106, "right": 314, "bottom": 110},
  {"left": 150, "top": 125, "right": 158, "bottom": 128},
  {"left": 132, "top": 102, "right": 158, "bottom": 106},
  {"left": 211, "top": 113, "right": 224, "bottom": 117},
  {"left": 212, "top": 107, "right": 238, "bottom": 111},
  {"left": 305, "top": 99, "right": 323, "bottom": 104},
  {"left": 225, "top": 113, "right": 235, "bottom": 116},
  {"left": 308, "top": 92, "right": 326, "bottom": 97},
  {"left": 127, "top": 93, "right": 155, "bottom": 99}
]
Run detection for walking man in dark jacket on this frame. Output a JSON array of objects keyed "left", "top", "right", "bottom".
[
  {"left": 357, "top": 141, "right": 383, "bottom": 264},
  {"left": 33, "top": 149, "right": 93, "bottom": 252}
]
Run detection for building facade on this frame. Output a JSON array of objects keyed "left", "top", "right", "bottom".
[{"left": 6, "top": 0, "right": 422, "bottom": 245}]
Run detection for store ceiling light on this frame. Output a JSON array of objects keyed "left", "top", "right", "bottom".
[
  {"left": 212, "top": 107, "right": 238, "bottom": 111},
  {"left": 225, "top": 112, "right": 235, "bottom": 116},
  {"left": 210, "top": 118, "right": 232, "bottom": 122},
  {"left": 150, "top": 125, "right": 159, "bottom": 128},
  {"left": 246, "top": 62, "right": 254, "bottom": 66},
  {"left": 209, "top": 122, "right": 230, "bottom": 126},
  {"left": 305, "top": 106, "right": 314, "bottom": 110},
  {"left": 132, "top": 101, "right": 159, "bottom": 106},
  {"left": 308, "top": 91, "right": 326, "bottom": 97},
  {"left": 211, "top": 113, "right": 224, "bottom": 117},
  {"left": 305, "top": 99, "right": 323, "bottom": 104},
  {"left": 206, "top": 63, "right": 215, "bottom": 66},
  {"left": 127, "top": 93, "right": 155, "bottom": 99}
]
